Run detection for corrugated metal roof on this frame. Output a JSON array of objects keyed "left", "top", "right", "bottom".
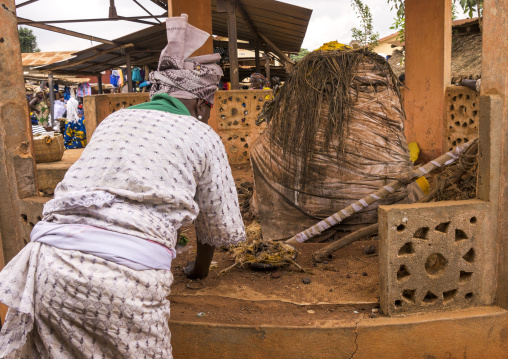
[
  {"left": 22, "top": 51, "right": 75, "bottom": 67},
  {"left": 35, "top": 0, "right": 311, "bottom": 76}
]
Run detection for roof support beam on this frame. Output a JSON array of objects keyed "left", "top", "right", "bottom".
[
  {"left": 16, "top": 17, "right": 116, "bottom": 45},
  {"left": 16, "top": 0, "right": 39, "bottom": 8},
  {"left": 132, "top": 0, "right": 162, "bottom": 24},
  {"left": 226, "top": 0, "right": 239, "bottom": 89},
  {"left": 48, "top": 43, "right": 135, "bottom": 71},
  {"left": 124, "top": 18, "right": 160, "bottom": 26},
  {"left": 235, "top": 0, "right": 295, "bottom": 66},
  {"left": 17, "top": 14, "right": 167, "bottom": 25}
]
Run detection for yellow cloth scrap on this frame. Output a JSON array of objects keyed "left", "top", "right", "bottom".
[
  {"left": 408, "top": 142, "right": 420, "bottom": 163},
  {"left": 315, "top": 41, "right": 352, "bottom": 52},
  {"left": 416, "top": 176, "right": 430, "bottom": 194}
]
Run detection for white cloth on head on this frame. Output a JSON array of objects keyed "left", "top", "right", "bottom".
[
  {"left": 66, "top": 97, "right": 80, "bottom": 123},
  {"left": 149, "top": 14, "right": 223, "bottom": 104}
]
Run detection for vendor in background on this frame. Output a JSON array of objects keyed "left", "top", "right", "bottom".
[
  {"left": 29, "top": 87, "right": 51, "bottom": 130},
  {"left": 63, "top": 92, "right": 87, "bottom": 149},
  {"left": 250, "top": 72, "right": 269, "bottom": 89}
]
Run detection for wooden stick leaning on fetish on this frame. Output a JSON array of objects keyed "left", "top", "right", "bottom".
[
  {"left": 311, "top": 139, "right": 479, "bottom": 262},
  {"left": 285, "top": 138, "right": 477, "bottom": 245},
  {"left": 313, "top": 224, "right": 378, "bottom": 262}
]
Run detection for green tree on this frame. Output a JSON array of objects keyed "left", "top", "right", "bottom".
[
  {"left": 18, "top": 27, "right": 40, "bottom": 53},
  {"left": 350, "top": 0, "right": 380, "bottom": 49},
  {"left": 388, "top": 0, "right": 483, "bottom": 39},
  {"left": 290, "top": 48, "right": 310, "bottom": 62}
]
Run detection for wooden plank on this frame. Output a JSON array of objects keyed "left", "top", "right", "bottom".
[
  {"left": 97, "top": 75, "right": 103, "bottom": 94},
  {"left": 48, "top": 74, "right": 55, "bottom": 126},
  {"left": 48, "top": 70, "right": 102, "bottom": 77},
  {"left": 265, "top": 54, "right": 270, "bottom": 82},
  {"left": 255, "top": 45, "right": 260, "bottom": 72},
  {"left": 48, "top": 43, "right": 135, "bottom": 71},
  {"left": 16, "top": 17, "right": 115, "bottom": 45},
  {"left": 227, "top": 0, "right": 240, "bottom": 89},
  {"left": 213, "top": 40, "right": 253, "bottom": 50},
  {"left": 126, "top": 54, "right": 133, "bottom": 92}
]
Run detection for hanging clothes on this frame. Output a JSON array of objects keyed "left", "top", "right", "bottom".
[
  {"left": 117, "top": 69, "right": 124, "bottom": 87},
  {"left": 63, "top": 87, "right": 71, "bottom": 101},
  {"left": 132, "top": 67, "right": 143, "bottom": 82},
  {"left": 110, "top": 73, "right": 119, "bottom": 87},
  {"left": 77, "top": 83, "right": 91, "bottom": 97}
]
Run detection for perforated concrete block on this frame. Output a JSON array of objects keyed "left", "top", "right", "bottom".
[
  {"left": 379, "top": 200, "right": 492, "bottom": 316},
  {"left": 216, "top": 90, "right": 270, "bottom": 164},
  {"left": 445, "top": 86, "right": 479, "bottom": 152}
]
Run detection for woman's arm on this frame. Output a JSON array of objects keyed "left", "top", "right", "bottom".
[
  {"left": 184, "top": 239, "right": 215, "bottom": 279},
  {"left": 29, "top": 98, "right": 39, "bottom": 113}
]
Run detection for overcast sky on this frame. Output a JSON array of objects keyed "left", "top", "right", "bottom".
[{"left": 16, "top": 0, "right": 474, "bottom": 53}]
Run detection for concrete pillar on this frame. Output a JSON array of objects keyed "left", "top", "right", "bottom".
[
  {"left": 404, "top": 0, "right": 452, "bottom": 162},
  {"left": 0, "top": 0, "right": 38, "bottom": 265},
  {"left": 477, "top": 0, "right": 508, "bottom": 308},
  {"left": 48, "top": 74, "right": 54, "bottom": 126}
]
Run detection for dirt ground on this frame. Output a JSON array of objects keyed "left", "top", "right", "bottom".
[{"left": 169, "top": 164, "right": 381, "bottom": 326}]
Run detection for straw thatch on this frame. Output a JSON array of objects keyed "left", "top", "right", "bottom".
[{"left": 388, "top": 19, "right": 482, "bottom": 83}]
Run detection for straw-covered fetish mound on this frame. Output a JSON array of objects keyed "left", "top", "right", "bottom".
[
  {"left": 251, "top": 49, "right": 412, "bottom": 238},
  {"left": 265, "top": 49, "right": 404, "bottom": 186}
]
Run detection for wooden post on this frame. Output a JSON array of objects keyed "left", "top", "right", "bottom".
[
  {"left": 226, "top": 0, "right": 239, "bottom": 90},
  {"left": 97, "top": 75, "right": 103, "bottom": 94},
  {"left": 265, "top": 53, "right": 270, "bottom": 83},
  {"left": 0, "top": 0, "right": 38, "bottom": 265},
  {"left": 126, "top": 54, "right": 133, "bottom": 92},
  {"left": 255, "top": 45, "right": 261, "bottom": 73},
  {"left": 48, "top": 74, "right": 55, "bottom": 127}
]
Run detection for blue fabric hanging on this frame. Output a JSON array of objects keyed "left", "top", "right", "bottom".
[
  {"left": 63, "top": 87, "right": 71, "bottom": 101},
  {"left": 132, "top": 67, "right": 143, "bottom": 82},
  {"left": 110, "top": 74, "right": 119, "bottom": 87}
]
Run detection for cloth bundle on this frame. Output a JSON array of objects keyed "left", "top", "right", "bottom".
[{"left": 149, "top": 14, "right": 223, "bottom": 104}]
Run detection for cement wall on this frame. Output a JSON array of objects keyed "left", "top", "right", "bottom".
[
  {"left": 170, "top": 307, "right": 508, "bottom": 359},
  {"left": 215, "top": 89, "right": 270, "bottom": 165},
  {"left": 445, "top": 85, "right": 479, "bottom": 151},
  {"left": 84, "top": 93, "right": 150, "bottom": 139},
  {"left": 379, "top": 200, "right": 493, "bottom": 316}
]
